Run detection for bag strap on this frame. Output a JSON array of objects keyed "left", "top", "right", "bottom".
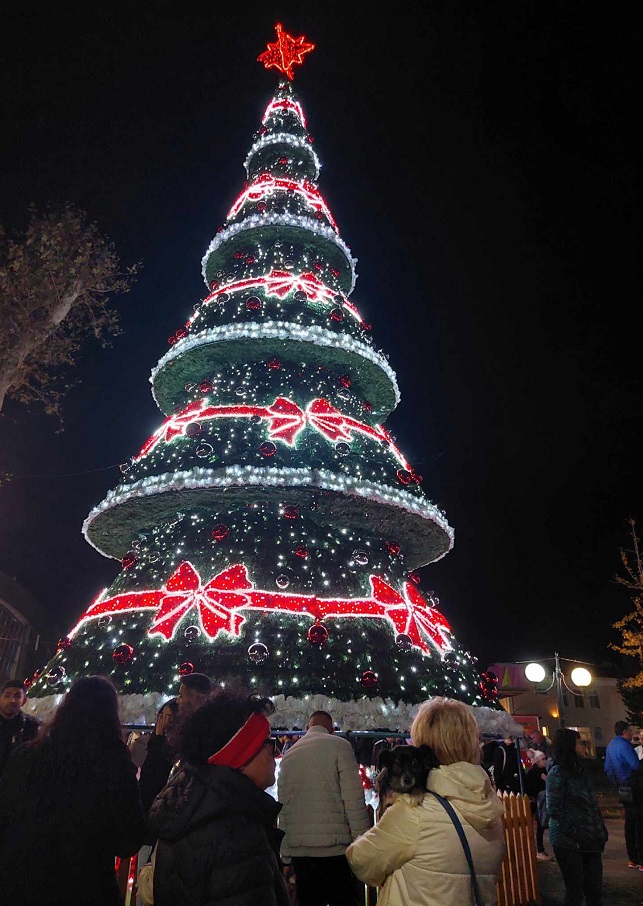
[{"left": 426, "top": 790, "right": 483, "bottom": 906}]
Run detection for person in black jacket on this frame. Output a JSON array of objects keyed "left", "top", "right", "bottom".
[
  {"left": 149, "top": 688, "right": 289, "bottom": 906},
  {"left": 138, "top": 697, "right": 180, "bottom": 814},
  {"left": 0, "top": 675, "right": 145, "bottom": 906},
  {"left": 0, "top": 678, "right": 40, "bottom": 780},
  {"left": 493, "top": 737, "right": 526, "bottom": 794}
]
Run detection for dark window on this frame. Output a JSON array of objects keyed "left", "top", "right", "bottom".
[
  {"left": 595, "top": 726, "right": 603, "bottom": 740},
  {"left": 589, "top": 693, "right": 600, "bottom": 708},
  {"left": 573, "top": 694, "right": 584, "bottom": 709}
]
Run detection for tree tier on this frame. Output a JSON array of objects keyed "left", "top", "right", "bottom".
[
  {"left": 84, "top": 474, "right": 453, "bottom": 567},
  {"left": 32, "top": 505, "right": 467, "bottom": 705},
  {"left": 152, "top": 324, "right": 398, "bottom": 418},
  {"left": 201, "top": 219, "right": 356, "bottom": 295}
]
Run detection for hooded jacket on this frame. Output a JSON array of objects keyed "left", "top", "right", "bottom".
[
  {"left": 148, "top": 762, "right": 289, "bottom": 906},
  {"left": 346, "top": 762, "right": 505, "bottom": 906}
]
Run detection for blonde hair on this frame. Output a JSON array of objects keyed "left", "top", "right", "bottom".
[{"left": 411, "top": 697, "right": 480, "bottom": 765}]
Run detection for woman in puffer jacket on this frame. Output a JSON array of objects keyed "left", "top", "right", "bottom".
[
  {"left": 546, "top": 728, "right": 608, "bottom": 906},
  {"left": 148, "top": 689, "right": 289, "bottom": 906},
  {"left": 346, "top": 697, "right": 505, "bottom": 905}
]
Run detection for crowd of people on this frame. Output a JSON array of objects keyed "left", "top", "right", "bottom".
[{"left": 0, "top": 672, "right": 640, "bottom": 906}]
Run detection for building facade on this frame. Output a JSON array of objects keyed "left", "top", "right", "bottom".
[{"left": 488, "top": 661, "right": 628, "bottom": 758}]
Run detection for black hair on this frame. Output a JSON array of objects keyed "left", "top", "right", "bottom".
[
  {"left": 1, "top": 678, "right": 27, "bottom": 694},
  {"left": 156, "top": 697, "right": 179, "bottom": 719},
  {"left": 179, "top": 688, "right": 274, "bottom": 765},
  {"left": 552, "top": 728, "right": 582, "bottom": 774},
  {"left": 614, "top": 720, "right": 630, "bottom": 736},
  {"left": 180, "top": 672, "right": 212, "bottom": 694}
]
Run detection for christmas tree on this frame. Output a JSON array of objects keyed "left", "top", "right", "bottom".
[{"left": 27, "top": 25, "right": 506, "bottom": 731}]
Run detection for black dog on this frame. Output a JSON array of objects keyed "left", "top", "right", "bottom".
[{"left": 375, "top": 744, "right": 439, "bottom": 821}]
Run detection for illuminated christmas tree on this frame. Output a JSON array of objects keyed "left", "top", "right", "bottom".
[{"left": 28, "top": 26, "right": 505, "bottom": 729}]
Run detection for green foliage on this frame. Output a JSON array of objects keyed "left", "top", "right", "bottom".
[
  {"left": 0, "top": 203, "right": 139, "bottom": 420},
  {"left": 611, "top": 517, "right": 643, "bottom": 688},
  {"left": 617, "top": 679, "right": 643, "bottom": 725}
]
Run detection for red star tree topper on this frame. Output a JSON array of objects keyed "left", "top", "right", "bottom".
[{"left": 258, "top": 23, "right": 315, "bottom": 81}]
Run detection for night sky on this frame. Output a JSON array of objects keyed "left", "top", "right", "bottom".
[{"left": 0, "top": 3, "right": 639, "bottom": 673}]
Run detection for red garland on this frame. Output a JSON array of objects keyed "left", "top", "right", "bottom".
[
  {"left": 135, "top": 396, "right": 412, "bottom": 472},
  {"left": 74, "top": 562, "right": 452, "bottom": 654}
]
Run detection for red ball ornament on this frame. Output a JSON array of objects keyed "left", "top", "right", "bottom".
[
  {"left": 411, "top": 472, "right": 423, "bottom": 484},
  {"left": 113, "top": 644, "right": 134, "bottom": 666},
  {"left": 185, "top": 422, "right": 202, "bottom": 437},
  {"left": 32, "top": 670, "right": 42, "bottom": 680},
  {"left": 246, "top": 296, "right": 262, "bottom": 311},
  {"left": 339, "top": 374, "right": 351, "bottom": 388},
  {"left": 23, "top": 676, "right": 33, "bottom": 689},
  {"left": 245, "top": 255, "right": 256, "bottom": 264},
  {"left": 211, "top": 524, "right": 230, "bottom": 542},
  {"left": 283, "top": 505, "right": 299, "bottom": 520},
  {"left": 121, "top": 552, "right": 138, "bottom": 569},
  {"left": 312, "top": 261, "right": 322, "bottom": 271},
  {"left": 330, "top": 308, "right": 344, "bottom": 322},
  {"left": 294, "top": 545, "right": 309, "bottom": 558},
  {"left": 361, "top": 670, "right": 378, "bottom": 690},
  {"left": 210, "top": 280, "right": 219, "bottom": 290},
  {"left": 409, "top": 571, "right": 421, "bottom": 585},
  {"left": 199, "top": 379, "right": 213, "bottom": 393},
  {"left": 56, "top": 637, "right": 72, "bottom": 652},
  {"left": 385, "top": 541, "right": 401, "bottom": 556},
  {"left": 260, "top": 441, "right": 277, "bottom": 457},
  {"left": 396, "top": 469, "right": 412, "bottom": 485},
  {"left": 175, "top": 327, "right": 187, "bottom": 339},
  {"left": 308, "top": 623, "right": 329, "bottom": 647},
  {"left": 267, "top": 356, "right": 282, "bottom": 370},
  {"left": 362, "top": 401, "right": 372, "bottom": 413},
  {"left": 234, "top": 250, "right": 244, "bottom": 259},
  {"left": 279, "top": 156, "right": 289, "bottom": 165},
  {"left": 179, "top": 662, "right": 194, "bottom": 676},
  {"left": 331, "top": 268, "right": 340, "bottom": 278},
  {"left": 168, "top": 335, "right": 177, "bottom": 345}
]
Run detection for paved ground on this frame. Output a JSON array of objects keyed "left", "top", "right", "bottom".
[{"left": 539, "top": 818, "right": 643, "bottom": 905}]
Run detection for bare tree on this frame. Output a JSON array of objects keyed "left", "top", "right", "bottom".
[
  {"left": 611, "top": 517, "right": 643, "bottom": 688},
  {"left": 0, "top": 203, "right": 139, "bottom": 420}
]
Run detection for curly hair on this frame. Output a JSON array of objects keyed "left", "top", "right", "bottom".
[{"left": 179, "top": 688, "right": 274, "bottom": 765}]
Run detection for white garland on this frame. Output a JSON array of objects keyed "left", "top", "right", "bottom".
[
  {"left": 24, "top": 691, "right": 522, "bottom": 737},
  {"left": 200, "top": 213, "right": 358, "bottom": 294},
  {"left": 150, "top": 320, "right": 400, "bottom": 410},
  {"left": 83, "top": 465, "right": 454, "bottom": 560},
  {"left": 244, "top": 133, "right": 321, "bottom": 181}
]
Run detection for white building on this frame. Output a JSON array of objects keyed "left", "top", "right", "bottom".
[{"left": 487, "top": 661, "right": 628, "bottom": 758}]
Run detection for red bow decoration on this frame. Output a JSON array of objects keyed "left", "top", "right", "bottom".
[
  {"left": 371, "top": 577, "right": 452, "bottom": 653},
  {"left": 75, "top": 563, "right": 451, "bottom": 655},
  {"left": 264, "top": 397, "right": 306, "bottom": 444}
]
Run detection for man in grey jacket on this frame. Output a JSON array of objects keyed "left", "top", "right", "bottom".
[{"left": 277, "top": 710, "right": 371, "bottom": 906}]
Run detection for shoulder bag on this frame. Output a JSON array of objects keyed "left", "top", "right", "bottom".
[{"left": 426, "top": 790, "right": 482, "bottom": 906}]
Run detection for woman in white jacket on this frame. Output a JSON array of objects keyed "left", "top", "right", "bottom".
[{"left": 346, "top": 698, "right": 505, "bottom": 906}]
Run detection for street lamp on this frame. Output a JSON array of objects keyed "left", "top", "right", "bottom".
[{"left": 524, "top": 653, "right": 593, "bottom": 729}]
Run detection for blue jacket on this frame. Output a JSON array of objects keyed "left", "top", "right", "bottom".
[{"left": 605, "top": 735, "right": 639, "bottom": 786}]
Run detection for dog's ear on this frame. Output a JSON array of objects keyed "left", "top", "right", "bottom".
[
  {"left": 378, "top": 749, "right": 395, "bottom": 769},
  {"left": 417, "top": 744, "right": 440, "bottom": 771}
]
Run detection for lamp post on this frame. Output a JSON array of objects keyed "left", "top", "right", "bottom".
[{"left": 524, "top": 653, "right": 593, "bottom": 729}]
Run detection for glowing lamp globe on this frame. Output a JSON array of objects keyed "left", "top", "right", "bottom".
[
  {"left": 571, "top": 667, "right": 592, "bottom": 687},
  {"left": 525, "top": 663, "right": 546, "bottom": 683}
]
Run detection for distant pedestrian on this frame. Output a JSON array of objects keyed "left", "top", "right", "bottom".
[
  {"left": 525, "top": 750, "right": 551, "bottom": 860},
  {"left": 604, "top": 720, "right": 641, "bottom": 868},
  {"left": 493, "top": 736, "right": 525, "bottom": 794},
  {"left": 546, "top": 728, "right": 607, "bottom": 906}
]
